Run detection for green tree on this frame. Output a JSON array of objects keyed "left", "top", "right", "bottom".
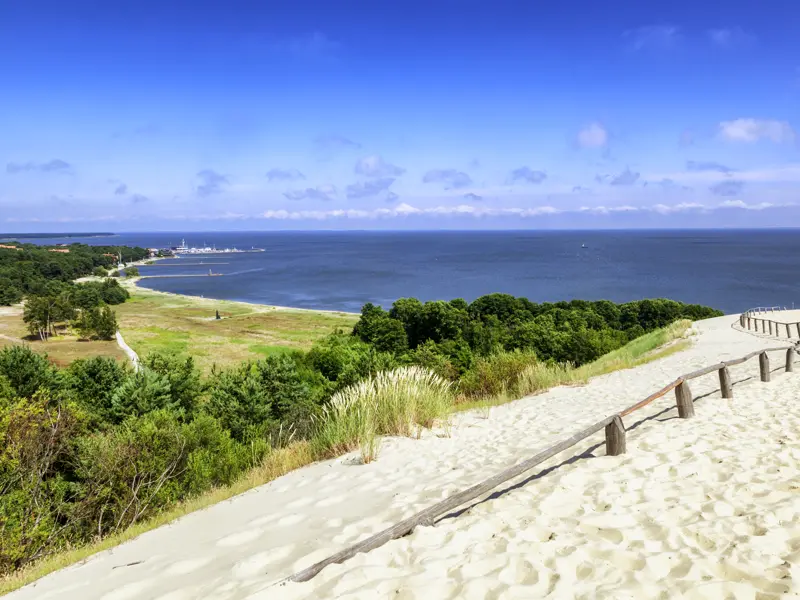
[
  {"left": 0, "top": 278, "right": 22, "bottom": 306},
  {"left": 109, "top": 368, "right": 174, "bottom": 422},
  {"left": 0, "top": 346, "right": 57, "bottom": 399},
  {"left": 64, "top": 357, "right": 129, "bottom": 425},
  {"left": 142, "top": 353, "right": 202, "bottom": 417}
]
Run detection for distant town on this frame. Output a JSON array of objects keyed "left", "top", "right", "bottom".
[{"left": 157, "top": 238, "right": 265, "bottom": 256}]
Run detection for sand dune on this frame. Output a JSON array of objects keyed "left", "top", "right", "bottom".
[{"left": 10, "top": 315, "right": 800, "bottom": 600}]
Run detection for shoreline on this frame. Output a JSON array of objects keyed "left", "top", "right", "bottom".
[{"left": 125, "top": 276, "right": 359, "bottom": 316}]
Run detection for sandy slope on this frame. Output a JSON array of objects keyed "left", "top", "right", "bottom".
[{"left": 9, "top": 315, "right": 799, "bottom": 600}]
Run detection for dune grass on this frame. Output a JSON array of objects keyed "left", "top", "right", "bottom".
[
  {"left": 315, "top": 366, "right": 454, "bottom": 463},
  {"left": 0, "top": 320, "right": 692, "bottom": 596}
]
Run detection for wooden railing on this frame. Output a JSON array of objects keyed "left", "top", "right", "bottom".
[
  {"left": 278, "top": 341, "right": 799, "bottom": 585},
  {"left": 740, "top": 306, "right": 800, "bottom": 338}
]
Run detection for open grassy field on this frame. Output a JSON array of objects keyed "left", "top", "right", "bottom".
[
  {"left": 0, "top": 306, "right": 128, "bottom": 367},
  {"left": 114, "top": 283, "right": 359, "bottom": 372},
  {"left": 0, "top": 284, "right": 359, "bottom": 370}
]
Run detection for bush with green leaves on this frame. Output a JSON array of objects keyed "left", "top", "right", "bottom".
[
  {"left": 0, "top": 345, "right": 58, "bottom": 399},
  {"left": 206, "top": 354, "right": 325, "bottom": 442},
  {"left": 306, "top": 333, "right": 398, "bottom": 391},
  {"left": 64, "top": 357, "right": 130, "bottom": 425},
  {"left": 0, "top": 395, "right": 80, "bottom": 573}
]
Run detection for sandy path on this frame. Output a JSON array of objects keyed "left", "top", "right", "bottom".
[
  {"left": 115, "top": 331, "right": 140, "bottom": 371},
  {"left": 9, "top": 315, "right": 791, "bottom": 600},
  {"left": 275, "top": 359, "right": 800, "bottom": 600}
]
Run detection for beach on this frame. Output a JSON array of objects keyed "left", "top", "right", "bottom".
[{"left": 8, "top": 313, "right": 800, "bottom": 599}]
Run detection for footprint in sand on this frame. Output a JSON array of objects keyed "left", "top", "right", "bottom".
[
  {"left": 100, "top": 580, "right": 154, "bottom": 600},
  {"left": 285, "top": 496, "right": 314, "bottom": 509},
  {"left": 316, "top": 494, "right": 345, "bottom": 508},
  {"left": 163, "top": 557, "right": 213, "bottom": 575},
  {"left": 232, "top": 545, "right": 296, "bottom": 579},
  {"left": 276, "top": 513, "right": 304, "bottom": 527},
  {"left": 216, "top": 528, "right": 263, "bottom": 547}
]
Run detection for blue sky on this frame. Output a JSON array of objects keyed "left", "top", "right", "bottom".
[{"left": 1, "top": 0, "right": 799, "bottom": 231}]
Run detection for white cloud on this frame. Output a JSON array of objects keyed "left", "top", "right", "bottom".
[
  {"left": 651, "top": 202, "right": 706, "bottom": 215},
  {"left": 261, "top": 203, "right": 562, "bottom": 221},
  {"left": 257, "top": 199, "right": 797, "bottom": 221},
  {"left": 577, "top": 123, "right": 608, "bottom": 148},
  {"left": 718, "top": 118, "right": 796, "bottom": 143},
  {"left": 579, "top": 205, "right": 640, "bottom": 214},
  {"left": 707, "top": 28, "right": 754, "bottom": 48},
  {"left": 354, "top": 155, "right": 405, "bottom": 178},
  {"left": 283, "top": 184, "right": 337, "bottom": 201},
  {"left": 650, "top": 163, "right": 800, "bottom": 185},
  {"left": 718, "top": 200, "right": 777, "bottom": 210},
  {"left": 624, "top": 25, "right": 681, "bottom": 51}
]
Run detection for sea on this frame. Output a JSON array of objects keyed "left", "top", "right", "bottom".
[{"left": 9, "top": 230, "right": 800, "bottom": 315}]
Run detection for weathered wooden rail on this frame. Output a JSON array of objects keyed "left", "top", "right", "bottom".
[
  {"left": 279, "top": 340, "right": 800, "bottom": 585},
  {"left": 740, "top": 305, "right": 800, "bottom": 339}
]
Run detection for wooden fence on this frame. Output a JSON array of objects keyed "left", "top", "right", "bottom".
[
  {"left": 279, "top": 340, "right": 800, "bottom": 585},
  {"left": 740, "top": 306, "right": 800, "bottom": 338}
]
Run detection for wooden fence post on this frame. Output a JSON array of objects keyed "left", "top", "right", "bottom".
[
  {"left": 755, "top": 320, "right": 759, "bottom": 332},
  {"left": 747, "top": 317, "right": 751, "bottom": 329},
  {"left": 796, "top": 323, "right": 800, "bottom": 338},
  {"left": 786, "top": 349, "right": 795, "bottom": 373},
  {"left": 718, "top": 366, "right": 733, "bottom": 399},
  {"left": 605, "top": 415, "right": 626, "bottom": 456},
  {"left": 769, "top": 321, "right": 773, "bottom": 335},
  {"left": 675, "top": 381, "right": 694, "bottom": 418},
  {"left": 759, "top": 352, "right": 771, "bottom": 382},
  {"left": 787, "top": 324, "right": 792, "bottom": 338}
]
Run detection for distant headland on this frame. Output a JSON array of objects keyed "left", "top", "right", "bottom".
[{"left": 0, "top": 232, "right": 116, "bottom": 240}]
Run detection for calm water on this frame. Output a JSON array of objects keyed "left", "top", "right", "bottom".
[{"left": 11, "top": 230, "right": 800, "bottom": 314}]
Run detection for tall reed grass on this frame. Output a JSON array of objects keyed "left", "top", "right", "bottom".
[{"left": 315, "top": 366, "right": 454, "bottom": 462}]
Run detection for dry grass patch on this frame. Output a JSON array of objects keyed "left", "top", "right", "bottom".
[{"left": 0, "top": 308, "right": 127, "bottom": 366}]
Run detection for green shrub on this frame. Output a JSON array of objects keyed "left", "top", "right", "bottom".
[
  {"left": 458, "top": 350, "right": 539, "bottom": 400},
  {"left": 306, "top": 334, "right": 398, "bottom": 391},
  {"left": 0, "top": 396, "right": 79, "bottom": 574},
  {"left": 142, "top": 353, "right": 202, "bottom": 418},
  {"left": 65, "top": 357, "right": 130, "bottom": 425},
  {"left": 109, "top": 368, "right": 174, "bottom": 422},
  {"left": 0, "top": 346, "right": 58, "bottom": 399},
  {"left": 73, "top": 410, "right": 189, "bottom": 536},
  {"left": 206, "top": 354, "right": 323, "bottom": 442}
]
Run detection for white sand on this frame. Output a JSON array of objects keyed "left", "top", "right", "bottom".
[{"left": 10, "top": 315, "right": 800, "bottom": 600}]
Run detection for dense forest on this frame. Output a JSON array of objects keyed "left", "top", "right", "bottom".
[
  {"left": 0, "top": 291, "right": 721, "bottom": 576},
  {"left": 0, "top": 242, "right": 149, "bottom": 306},
  {"left": 0, "top": 243, "right": 149, "bottom": 341}
]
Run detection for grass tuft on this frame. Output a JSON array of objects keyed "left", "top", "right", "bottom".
[{"left": 315, "top": 366, "right": 454, "bottom": 462}]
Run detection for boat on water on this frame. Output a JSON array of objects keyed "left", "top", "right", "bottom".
[{"left": 581, "top": 243, "right": 588, "bottom": 249}]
